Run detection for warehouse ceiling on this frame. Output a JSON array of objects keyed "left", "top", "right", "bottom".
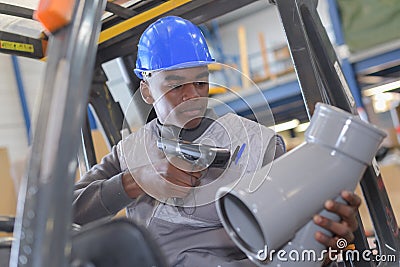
[
  {"left": 0, "top": 0, "right": 264, "bottom": 61},
  {"left": 0, "top": 0, "right": 142, "bottom": 38}
]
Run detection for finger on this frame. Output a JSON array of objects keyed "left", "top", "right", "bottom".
[
  {"left": 314, "top": 215, "right": 355, "bottom": 243},
  {"left": 156, "top": 162, "right": 193, "bottom": 186},
  {"left": 167, "top": 174, "right": 193, "bottom": 187},
  {"left": 314, "top": 231, "right": 342, "bottom": 250},
  {"left": 122, "top": 172, "right": 145, "bottom": 198},
  {"left": 164, "top": 157, "right": 205, "bottom": 180},
  {"left": 161, "top": 179, "right": 192, "bottom": 194},
  {"left": 169, "top": 156, "right": 207, "bottom": 172},
  {"left": 152, "top": 168, "right": 191, "bottom": 187},
  {"left": 181, "top": 171, "right": 200, "bottom": 186},
  {"left": 341, "top": 191, "right": 362, "bottom": 208},
  {"left": 324, "top": 199, "right": 358, "bottom": 225},
  {"left": 167, "top": 177, "right": 192, "bottom": 187},
  {"left": 166, "top": 163, "right": 203, "bottom": 186}
]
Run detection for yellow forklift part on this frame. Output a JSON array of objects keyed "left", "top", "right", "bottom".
[
  {"left": 0, "top": 31, "right": 48, "bottom": 59},
  {"left": 98, "top": 0, "right": 191, "bottom": 44}
]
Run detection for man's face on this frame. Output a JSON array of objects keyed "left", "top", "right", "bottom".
[{"left": 142, "top": 66, "right": 210, "bottom": 129}]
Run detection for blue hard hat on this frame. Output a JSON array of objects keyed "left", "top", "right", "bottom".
[{"left": 134, "top": 16, "right": 215, "bottom": 79}]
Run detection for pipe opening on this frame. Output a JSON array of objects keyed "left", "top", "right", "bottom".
[{"left": 220, "top": 193, "right": 265, "bottom": 254}]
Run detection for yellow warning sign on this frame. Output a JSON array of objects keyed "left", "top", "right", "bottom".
[{"left": 0, "top": 40, "right": 34, "bottom": 53}]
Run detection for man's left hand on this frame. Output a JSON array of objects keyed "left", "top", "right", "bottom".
[{"left": 313, "top": 190, "right": 362, "bottom": 249}]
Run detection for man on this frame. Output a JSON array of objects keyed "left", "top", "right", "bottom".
[{"left": 73, "top": 16, "right": 361, "bottom": 266}]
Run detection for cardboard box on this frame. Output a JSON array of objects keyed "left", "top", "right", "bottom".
[
  {"left": 381, "top": 128, "right": 400, "bottom": 148},
  {"left": 0, "top": 147, "right": 17, "bottom": 237}
]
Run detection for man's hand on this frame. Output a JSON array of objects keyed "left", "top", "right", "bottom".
[
  {"left": 313, "top": 190, "right": 362, "bottom": 248},
  {"left": 125, "top": 157, "right": 203, "bottom": 201},
  {"left": 122, "top": 171, "right": 145, "bottom": 199}
]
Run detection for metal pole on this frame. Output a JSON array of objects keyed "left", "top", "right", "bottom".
[
  {"left": 88, "top": 67, "right": 127, "bottom": 147},
  {"left": 11, "top": 55, "right": 31, "bottom": 144},
  {"left": 10, "top": 0, "right": 107, "bottom": 266}
]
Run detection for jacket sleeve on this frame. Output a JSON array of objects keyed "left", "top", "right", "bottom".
[{"left": 72, "top": 145, "right": 133, "bottom": 225}]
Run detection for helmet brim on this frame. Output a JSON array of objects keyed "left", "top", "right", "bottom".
[{"left": 134, "top": 60, "right": 215, "bottom": 79}]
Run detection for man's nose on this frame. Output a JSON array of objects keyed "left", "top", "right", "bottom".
[{"left": 182, "top": 83, "right": 200, "bottom": 101}]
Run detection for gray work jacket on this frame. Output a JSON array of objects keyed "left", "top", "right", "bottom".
[{"left": 73, "top": 112, "right": 284, "bottom": 267}]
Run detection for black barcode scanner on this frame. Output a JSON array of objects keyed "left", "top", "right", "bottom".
[{"left": 157, "top": 138, "right": 231, "bottom": 169}]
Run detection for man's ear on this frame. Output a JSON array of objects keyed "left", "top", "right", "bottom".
[{"left": 140, "top": 80, "right": 154, "bottom": 104}]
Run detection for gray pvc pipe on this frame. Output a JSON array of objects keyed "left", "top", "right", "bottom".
[{"left": 216, "top": 103, "right": 386, "bottom": 266}]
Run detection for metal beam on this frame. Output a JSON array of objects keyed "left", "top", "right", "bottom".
[
  {"left": 98, "top": 0, "right": 191, "bottom": 45},
  {"left": 0, "top": 3, "right": 34, "bottom": 19},
  {"left": 89, "top": 67, "right": 127, "bottom": 147},
  {"left": 105, "top": 1, "right": 138, "bottom": 19},
  {"left": 97, "top": 0, "right": 261, "bottom": 64}
]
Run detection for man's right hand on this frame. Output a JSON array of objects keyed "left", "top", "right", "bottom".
[
  {"left": 122, "top": 157, "right": 203, "bottom": 200},
  {"left": 121, "top": 171, "right": 145, "bottom": 199}
]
